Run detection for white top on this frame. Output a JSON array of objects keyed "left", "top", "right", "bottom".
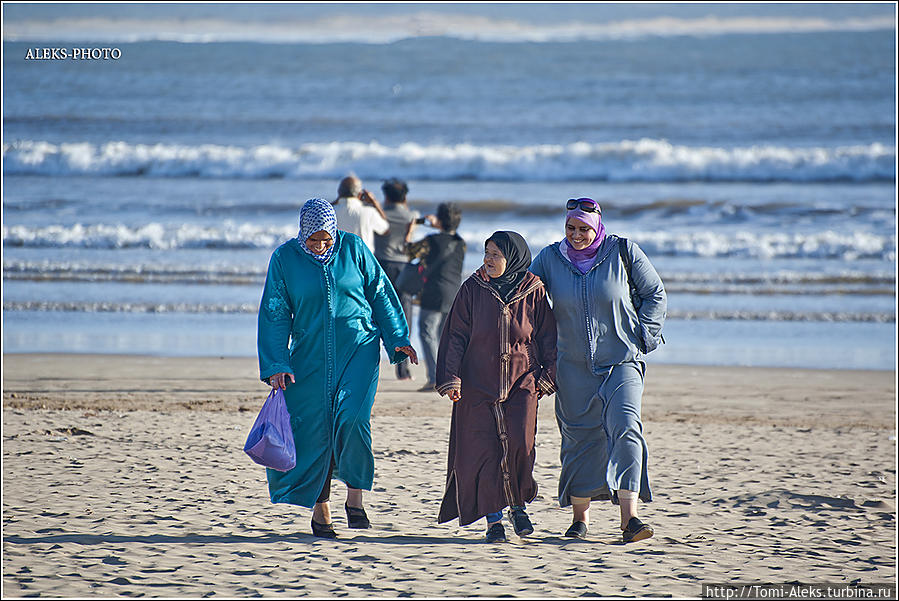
[{"left": 333, "top": 196, "right": 389, "bottom": 252}]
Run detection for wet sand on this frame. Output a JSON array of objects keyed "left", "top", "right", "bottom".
[{"left": 2, "top": 354, "right": 896, "bottom": 597}]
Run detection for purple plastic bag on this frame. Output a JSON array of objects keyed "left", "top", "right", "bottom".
[{"left": 243, "top": 388, "right": 296, "bottom": 472}]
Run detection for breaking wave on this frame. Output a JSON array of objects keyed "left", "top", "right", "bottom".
[
  {"left": 4, "top": 222, "right": 894, "bottom": 262},
  {"left": 4, "top": 14, "right": 894, "bottom": 44},
  {"left": 3, "top": 300, "right": 892, "bottom": 322},
  {"left": 4, "top": 139, "right": 894, "bottom": 183}
]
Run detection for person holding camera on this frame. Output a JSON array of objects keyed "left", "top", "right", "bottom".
[
  {"left": 405, "top": 202, "right": 466, "bottom": 392},
  {"left": 333, "top": 174, "right": 389, "bottom": 253},
  {"left": 374, "top": 178, "right": 425, "bottom": 381}
]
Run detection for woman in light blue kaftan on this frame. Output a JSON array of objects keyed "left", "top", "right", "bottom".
[
  {"left": 529, "top": 197, "right": 666, "bottom": 543},
  {"left": 257, "top": 198, "right": 417, "bottom": 538}
]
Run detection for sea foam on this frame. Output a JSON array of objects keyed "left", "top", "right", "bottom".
[
  {"left": 3, "top": 300, "right": 891, "bottom": 323},
  {"left": 3, "top": 14, "right": 894, "bottom": 44},
  {"left": 3, "top": 139, "right": 894, "bottom": 183},
  {"left": 4, "top": 222, "right": 894, "bottom": 262}
]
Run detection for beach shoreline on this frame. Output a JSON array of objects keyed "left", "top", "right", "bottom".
[
  {"left": 3, "top": 353, "right": 896, "bottom": 597},
  {"left": 3, "top": 353, "right": 895, "bottom": 427}
]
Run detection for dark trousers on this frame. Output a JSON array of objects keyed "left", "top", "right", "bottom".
[
  {"left": 317, "top": 458, "right": 335, "bottom": 503},
  {"left": 376, "top": 258, "right": 414, "bottom": 380}
]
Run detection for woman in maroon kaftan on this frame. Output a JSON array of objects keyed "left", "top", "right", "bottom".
[{"left": 435, "top": 231, "right": 557, "bottom": 542}]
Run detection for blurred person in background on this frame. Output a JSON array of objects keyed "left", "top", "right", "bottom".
[
  {"left": 406, "top": 202, "right": 465, "bottom": 392},
  {"left": 333, "top": 174, "right": 389, "bottom": 253},
  {"left": 374, "top": 178, "right": 431, "bottom": 381}
]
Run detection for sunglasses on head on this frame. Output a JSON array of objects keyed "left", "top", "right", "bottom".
[{"left": 566, "top": 198, "right": 601, "bottom": 214}]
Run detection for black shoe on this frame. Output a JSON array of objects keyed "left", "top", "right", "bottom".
[
  {"left": 345, "top": 504, "right": 371, "bottom": 529},
  {"left": 564, "top": 521, "right": 587, "bottom": 539},
  {"left": 311, "top": 518, "right": 337, "bottom": 539},
  {"left": 485, "top": 522, "right": 507, "bottom": 543},
  {"left": 622, "top": 517, "right": 654, "bottom": 543},
  {"left": 507, "top": 507, "right": 534, "bottom": 537}
]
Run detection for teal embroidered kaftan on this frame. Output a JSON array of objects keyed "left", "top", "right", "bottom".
[{"left": 257, "top": 231, "right": 411, "bottom": 507}]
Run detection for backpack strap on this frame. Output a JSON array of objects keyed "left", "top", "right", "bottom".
[
  {"left": 618, "top": 236, "right": 665, "bottom": 348},
  {"left": 618, "top": 236, "right": 638, "bottom": 306}
]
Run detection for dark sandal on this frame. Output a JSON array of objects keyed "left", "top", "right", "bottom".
[
  {"left": 564, "top": 521, "right": 588, "bottom": 539},
  {"left": 345, "top": 504, "right": 371, "bottom": 529},
  {"left": 311, "top": 518, "right": 337, "bottom": 539},
  {"left": 622, "top": 517, "right": 654, "bottom": 543}
]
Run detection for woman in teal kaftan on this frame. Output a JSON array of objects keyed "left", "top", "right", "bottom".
[{"left": 258, "top": 198, "right": 417, "bottom": 538}]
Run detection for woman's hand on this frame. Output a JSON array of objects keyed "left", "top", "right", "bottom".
[
  {"left": 395, "top": 345, "right": 419, "bottom": 364},
  {"left": 475, "top": 264, "right": 490, "bottom": 282},
  {"left": 268, "top": 372, "right": 295, "bottom": 390},
  {"left": 447, "top": 389, "right": 461, "bottom": 402}
]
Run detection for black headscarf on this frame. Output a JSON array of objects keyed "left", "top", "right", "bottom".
[{"left": 485, "top": 231, "right": 532, "bottom": 302}]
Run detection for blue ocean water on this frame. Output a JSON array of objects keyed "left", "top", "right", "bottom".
[{"left": 2, "top": 6, "right": 896, "bottom": 369}]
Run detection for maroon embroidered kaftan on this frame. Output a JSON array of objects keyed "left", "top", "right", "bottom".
[{"left": 435, "top": 271, "right": 557, "bottom": 526}]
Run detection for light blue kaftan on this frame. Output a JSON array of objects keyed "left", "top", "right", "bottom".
[
  {"left": 529, "top": 235, "right": 666, "bottom": 507},
  {"left": 257, "top": 231, "right": 411, "bottom": 507}
]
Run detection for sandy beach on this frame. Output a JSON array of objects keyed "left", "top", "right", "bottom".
[{"left": 2, "top": 353, "right": 896, "bottom": 598}]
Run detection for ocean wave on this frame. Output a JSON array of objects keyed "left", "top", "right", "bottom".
[
  {"left": 667, "top": 310, "right": 894, "bottom": 323},
  {"left": 4, "top": 300, "right": 892, "bottom": 322},
  {"left": 2, "top": 261, "right": 266, "bottom": 285},
  {"left": 2, "top": 222, "right": 296, "bottom": 250},
  {"left": 632, "top": 230, "right": 895, "bottom": 262},
  {"left": 4, "top": 259, "right": 895, "bottom": 295},
  {"left": 3, "top": 139, "right": 894, "bottom": 183},
  {"left": 4, "top": 223, "right": 894, "bottom": 262},
  {"left": 662, "top": 271, "right": 896, "bottom": 288},
  {"left": 3, "top": 14, "right": 894, "bottom": 44},
  {"left": 3, "top": 301, "right": 259, "bottom": 314}
]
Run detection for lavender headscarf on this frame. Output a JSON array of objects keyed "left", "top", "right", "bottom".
[
  {"left": 299, "top": 198, "right": 338, "bottom": 262},
  {"left": 564, "top": 198, "right": 606, "bottom": 274}
]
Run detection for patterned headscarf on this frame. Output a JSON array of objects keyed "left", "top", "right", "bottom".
[
  {"left": 564, "top": 197, "right": 606, "bottom": 274},
  {"left": 299, "top": 198, "right": 338, "bottom": 262}
]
